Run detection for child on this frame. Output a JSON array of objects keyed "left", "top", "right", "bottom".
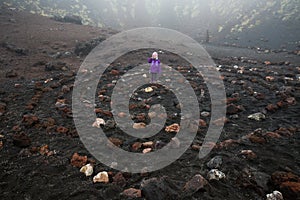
[{"left": 148, "top": 52, "right": 161, "bottom": 83}]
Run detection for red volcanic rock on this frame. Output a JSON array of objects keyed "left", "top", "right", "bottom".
[
  {"left": 108, "top": 137, "right": 123, "bottom": 147},
  {"left": 199, "top": 119, "right": 207, "bottom": 127},
  {"left": 22, "top": 114, "right": 39, "bottom": 126},
  {"left": 266, "top": 104, "right": 278, "bottom": 112},
  {"left": 71, "top": 153, "right": 88, "bottom": 168},
  {"left": 110, "top": 69, "right": 120, "bottom": 76},
  {"left": 280, "top": 182, "right": 300, "bottom": 199},
  {"left": 217, "top": 139, "right": 240, "bottom": 149},
  {"left": 56, "top": 126, "right": 69, "bottom": 134},
  {"left": 249, "top": 134, "right": 266, "bottom": 144},
  {"left": 285, "top": 97, "right": 296, "bottom": 105},
  {"left": 122, "top": 188, "right": 142, "bottom": 198},
  {"left": 183, "top": 174, "right": 208, "bottom": 193},
  {"left": 113, "top": 172, "right": 126, "bottom": 187},
  {"left": 94, "top": 108, "right": 113, "bottom": 117},
  {"left": 264, "top": 132, "right": 281, "bottom": 139},
  {"left": 226, "top": 97, "right": 239, "bottom": 104},
  {"left": 271, "top": 171, "right": 300, "bottom": 199},
  {"left": 132, "top": 142, "right": 142, "bottom": 151},
  {"left": 271, "top": 171, "right": 300, "bottom": 186}
]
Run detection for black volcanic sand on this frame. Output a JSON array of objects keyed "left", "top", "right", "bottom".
[{"left": 0, "top": 8, "right": 300, "bottom": 200}]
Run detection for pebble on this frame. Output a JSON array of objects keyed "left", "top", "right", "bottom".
[
  {"left": 132, "top": 142, "right": 142, "bottom": 151},
  {"left": 142, "top": 141, "right": 154, "bottom": 148},
  {"left": 113, "top": 172, "right": 126, "bottom": 187},
  {"left": 206, "top": 156, "right": 223, "bottom": 169},
  {"left": 201, "top": 111, "right": 210, "bottom": 117},
  {"left": 165, "top": 123, "right": 180, "bottom": 133},
  {"left": 22, "top": 114, "right": 39, "bottom": 126},
  {"left": 248, "top": 113, "right": 266, "bottom": 121},
  {"left": 133, "top": 122, "right": 146, "bottom": 129},
  {"left": 104, "top": 120, "right": 116, "bottom": 129},
  {"left": 80, "top": 164, "right": 93, "bottom": 177},
  {"left": 207, "top": 169, "right": 226, "bottom": 181},
  {"left": 144, "top": 87, "right": 153, "bottom": 93},
  {"left": 56, "top": 126, "right": 69, "bottom": 134},
  {"left": 92, "top": 118, "right": 105, "bottom": 128},
  {"left": 122, "top": 188, "right": 142, "bottom": 198},
  {"left": 266, "top": 191, "right": 284, "bottom": 200},
  {"left": 240, "top": 150, "right": 257, "bottom": 159},
  {"left": 93, "top": 171, "right": 109, "bottom": 183},
  {"left": 183, "top": 174, "right": 208, "bottom": 193},
  {"left": 109, "top": 137, "right": 123, "bottom": 147},
  {"left": 143, "top": 148, "right": 152, "bottom": 154},
  {"left": 71, "top": 153, "right": 87, "bottom": 168}
]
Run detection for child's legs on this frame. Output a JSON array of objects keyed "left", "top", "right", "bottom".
[{"left": 151, "top": 73, "right": 157, "bottom": 83}]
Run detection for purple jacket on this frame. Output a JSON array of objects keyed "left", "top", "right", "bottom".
[{"left": 148, "top": 58, "right": 161, "bottom": 73}]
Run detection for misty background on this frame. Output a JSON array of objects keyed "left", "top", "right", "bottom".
[{"left": 1, "top": 0, "right": 300, "bottom": 50}]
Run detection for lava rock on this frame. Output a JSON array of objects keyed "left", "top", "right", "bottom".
[
  {"left": 207, "top": 169, "right": 226, "bottom": 181},
  {"left": 183, "top": 174, "right": 208, "bottom": 194},
  {"left": 122, "top": 188, "right": 142, "bottom": 198},
  {"left": 70, "top": 153, "right": 88, "bottom": 168},
  {"left": 113, "top": 172, "right": 126, "bottom": 187},
  {"left": 207, "top": 156, "right": 223, "bottom": 169}
]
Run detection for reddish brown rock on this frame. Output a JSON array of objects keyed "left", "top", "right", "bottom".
[
  {"left": 109, "top": 137, "right": 123, "bottom": 147},
  {"left": 264, "top": 132, "right": 282, "bottom": 139},
  {"left": 12, "top": 125, "right": 22, "bottom": 132},
  {"left": 249, "top": 134, "right": 266, "bottom": 144},
  {"left": 132, "top": 142, "right": 142, "bottom": 151},
  {"left": 217, "top": 139, "right": 240, "bottom": 149},
  {"left": 275, "top": 127, "right": 294, "bottom": 137},
  {"left": 22, "top": 114, "right": 39, "bottom": 126},
  {"left": 183, "top": 174, "right": 208, "bottom": 193},
  {"left": 113, "top": 172, "right": 126, "bottom": 187},
  {"left": 226, "top": 97, "right": 239, "bottom": 104},
  {"left": 12, "top": 133, "right": 31, "bottom": 148},
  {"left": 199, "top": 119, "right": 207, "bottom": 127},
  {"left": 271, "top": 171, "right": 300, "bottom": 199},
  {"left": 110, "top": 69, "right": 120, "bottom": 76},
  {"left": 266, "top": 104, "right": 278, "bottom": 112},
  {"left": 71, "top": 153, "right": 88, "bottom": 168},
  {"left": 122, "top": 188, "right": 142, "bottom": 198},
  {"left": 0, "top": 141, "right": 3, "bottom": 149},
  {"left": 285, "top": 97, "right": 296, "bottom": 105},
  {"left": 94, "top": 108, "right": 113, "bottom": 117},
  {"left": 271, "top": 171, "right": 300, "bottom": 186},
  {"left": 56, "top": 126, "right": 69, "bottom": 134},
  {"left": 280, "top": 182, "right": 300, "bottom": 199}
]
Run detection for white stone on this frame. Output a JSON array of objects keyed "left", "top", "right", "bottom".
[
  {"left": 207, "top": 169, "right": 226, "bottom": 181},
  {"left": 80, "top": 164, "right": 93, "bottom": 177},
  {"left": 93, "top": 171, "right": 109, "bottom": 183}
]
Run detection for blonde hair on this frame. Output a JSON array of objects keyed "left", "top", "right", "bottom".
[{"left": 152, "top": 52, "right": 158, "bottom": 59}]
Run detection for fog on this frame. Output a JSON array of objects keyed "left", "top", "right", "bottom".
[{"left": 2, "top": 0, "right": 300, "bottom": 48}]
